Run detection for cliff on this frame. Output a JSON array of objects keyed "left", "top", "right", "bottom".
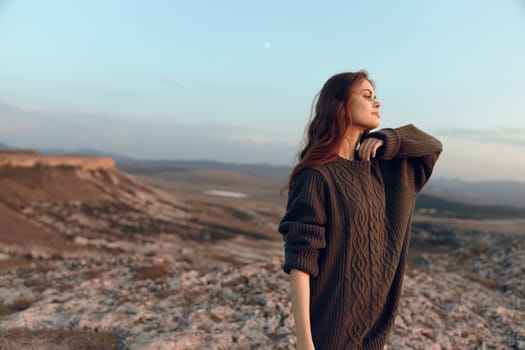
[{"left": 0, "top": 151, "right": 116, "bottom": 171}]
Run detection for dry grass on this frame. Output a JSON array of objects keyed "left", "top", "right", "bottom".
[
  {"left": 0, "top": 328, "right": 121, "bottom": 350},
  {"left": 130, "top": 260, "right": 172, "bottom": 281}
]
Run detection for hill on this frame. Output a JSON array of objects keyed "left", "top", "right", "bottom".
[
  {"left": 117, "top": 159, "right": 292, "bottom": 179},
  {"left": 424, "top": 177, "right": 525, "bottom": 208},
  {"left": 0, "top": 151, "right": 281, "bottom": 266},
  {"left": 415, "top": 193, "right": 525, "bottom": 219}
]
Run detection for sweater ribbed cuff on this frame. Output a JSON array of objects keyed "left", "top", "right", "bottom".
[
  {"left": 367, "top": 128, "right": 401, "bottom": 160},
  {"left": 362, "top": 335, "right": 388, "bottom": 350},
  {"left": 395, "top": 123, "right": 443, "bottom": 157},
  {"left": 283, "top": 248, "right": 319, "bottom": 277}
]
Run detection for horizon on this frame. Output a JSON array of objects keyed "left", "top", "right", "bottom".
[
  {"left": 2, "top": 141, "right": 525, "bottom": 186},
  {"left": 1, "top": 1, "right": 524, "bottom": 182}
]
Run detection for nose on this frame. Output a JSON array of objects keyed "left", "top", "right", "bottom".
[{"left": 373, "top": 100, "right": 381, "bottom": 108}]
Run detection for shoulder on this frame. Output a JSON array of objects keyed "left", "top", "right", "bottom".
[
  {"left": 289, "top": 166, "right": 334, "bottom": 198},
  {"left": 293, "top": 166, "right": 326, "bottom": 187},
  {"left": 295, "top": 162, "right": 339, "bottom": 184}
]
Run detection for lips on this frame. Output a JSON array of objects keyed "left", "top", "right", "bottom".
[{"left": 372, "top": 111, "right": 380, "bottom": 118}]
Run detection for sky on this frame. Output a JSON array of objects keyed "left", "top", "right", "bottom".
[{"left": 0, "top": 0, "right": 524, "bottom": 181}]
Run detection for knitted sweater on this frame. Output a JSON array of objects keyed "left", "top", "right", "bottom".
[{"left": 278, "top": 124, "right": 442, "bottom": 350}]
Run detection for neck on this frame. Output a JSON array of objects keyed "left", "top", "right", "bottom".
[{"left": 338, "top": 129, "right": 364, "bottom": 160}]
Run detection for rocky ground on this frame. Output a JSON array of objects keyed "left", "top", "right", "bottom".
[{"left": 0, "top": 236, "right": 524, "bottom": 350}]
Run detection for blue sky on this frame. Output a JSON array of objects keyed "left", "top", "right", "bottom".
[{"left": 1, "top": 0, "right": 524, "bottom": 181}]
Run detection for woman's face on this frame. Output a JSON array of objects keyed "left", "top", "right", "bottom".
[{"left": 345, "top": 79, "right": 381, "bottom": 131}]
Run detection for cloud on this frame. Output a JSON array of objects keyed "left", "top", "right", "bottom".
[
  {"left": 0, "top": 101, "right": 116, "bottom": 124},
  {"left": 436, "top": 127, "right": 525, "bottom": 147},
  {"left": 0, "top": 101, "right": 297, "bottom": 165}
]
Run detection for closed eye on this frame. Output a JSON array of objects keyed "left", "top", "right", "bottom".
[{"left": 362, "top": 89, "right": 376, "bottom": 100}]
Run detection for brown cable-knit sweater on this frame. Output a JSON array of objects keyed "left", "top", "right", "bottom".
[{"left": 279, "top": 124, "right": 442, "bottom": 350}]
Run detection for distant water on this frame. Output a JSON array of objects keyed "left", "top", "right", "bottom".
[{"left": 203, "top": 190, "right": 249, "bottom": 198}]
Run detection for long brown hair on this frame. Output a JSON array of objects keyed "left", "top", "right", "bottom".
[{"left": 285, "top": 70, "right": 373, "bottom": 191}]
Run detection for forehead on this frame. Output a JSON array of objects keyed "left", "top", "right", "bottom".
[{"left": 355, "top": 79, "right": 375, "bottom": 92}]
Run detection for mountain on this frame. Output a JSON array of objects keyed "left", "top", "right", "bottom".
[
  {"left": 424, "top": 177, "right": 525, "bottom": 208},
  {"left": 117, "top": 159, "right": 292, "bottom": 178},
  {"left": 415, "top": 193, "right": 525, "bottom": 219},
  {"left": 37, "top": 148, "right": 292, "bottom": 178},
  {"left": 0, "top": 142, "right": 10, "bottom": 149},
  {"left": 40, "top": 147, "right": 136, "bottom": 163}
]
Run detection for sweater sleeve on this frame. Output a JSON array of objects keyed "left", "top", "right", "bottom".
[
  {"left": 366, "top": 124, "right": 443, "bottom": 192},
  {"left": 278, "top": 168, "right": 327, "bottom": 277}
]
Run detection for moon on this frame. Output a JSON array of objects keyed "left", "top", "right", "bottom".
[{"left": 264, "top": 42, "right": 271, "bottom": 49}]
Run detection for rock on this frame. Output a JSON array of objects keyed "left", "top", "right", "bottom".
[
  {"left": 0, "top": 252, "right": 11, "bottom": 260},
  {"left": 414, "top": 254, "right": 432, "bottom": 270}
]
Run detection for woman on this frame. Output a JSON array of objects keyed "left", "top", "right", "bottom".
[{"left": 278, "top": 71, "right": 442, "bottom": 349}]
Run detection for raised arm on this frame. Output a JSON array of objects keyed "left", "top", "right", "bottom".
[
  {"left": 366, "top": 124, "right": 443, "bottom": 193},
  {"left": 367, "top": 124, "right": 442, "bottom": 160}
]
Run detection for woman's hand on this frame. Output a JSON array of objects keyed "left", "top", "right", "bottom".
[{"left": 358, "top": 137, "right": 384, "bottom": 161}]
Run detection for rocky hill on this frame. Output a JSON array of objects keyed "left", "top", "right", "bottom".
[
  {"left": 0, "top": 151, "right": 282, "bottom": 267},
  {"left": 0, "top": 151, "right": 524, "bottom": 349}
]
